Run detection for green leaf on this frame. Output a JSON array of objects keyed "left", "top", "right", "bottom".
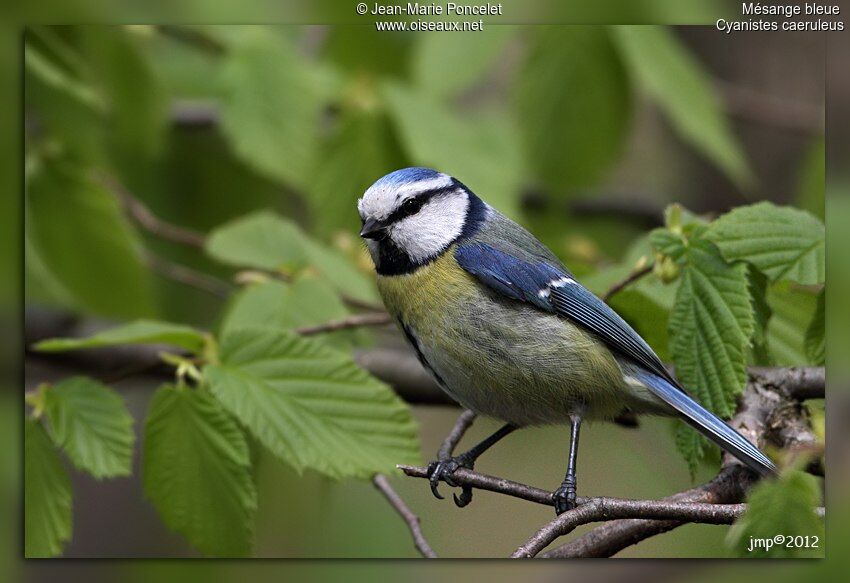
[
  {"left": 766, "top": 283, "right": 819, "bottom": 366},
  {"left": 650, "top": 228, "right": 687, "bottom": 261},
  {"left": 514, "top": 26, "right": 630, "bottom": 191},
  {"left": 143, "top": 385, "right": 256, "bottom": 557},
  {"left": 42, "top": 377, "right": 134, "bottom": 479},
  {"left": 669, "top": 239, "right": 753, "bottom": 420},
  {"left": 25, "top": 418, "right": 72, "bottom": 558},
  {"left": 205, "top": 327, "right": 421, "bottom": 479},
  {"left": 33, "top": 319, "right": 206, "bottom": 354},
  {"left": 304, "top": 239, "right": 379, "bottom": 304},
  {"left": 611, "top": 26, "right": 752, "bottom": 188},
  {"left": 206, "top": 210, "right": 307, "bottom": 271},
  {"left": 413, "top": 27, "right": 514, "bottom": 100},
  {"left": 675, "top": 424, "right": 717, "bottom": 479},
  {"left": 308, "top": 109, "right": 403, "bottom": 237},
  {"left": 26, "top": 159, "right": 155, "bottom": 318},
  {"left": 24, "top": 39, "right": 105, "bottom": 113},
  {"left": 383, "top": 82, "right": 523, "bottom": 217},
  {"left": 322, "top": 26, "right": 411, "bottom": 79},
  {"left": 24, "top": 30, "right": 107, "bottom": 164},
  {"left": 81, "top": 26, "right": 168, "bottom": 161},
  {"left": 206, "top": 210, "right": 377, "bottom": 302},
  {"left": 727, "top": 470, "right": 824, "bottom": 557},
  {"left": 220, "top": 276, "right": 355, "bottom": 347},
  {"left": 706, "top": 201, "right": 825, "bottom": 285},
  {"left": 218, "top": 28, "right": 324, "bottom": 190},
  {"left": 748, "top": 267, "right": 773, "bottom": 366},
  {"left": 805, "top": 290, "right": 825, "bottom": 366}
]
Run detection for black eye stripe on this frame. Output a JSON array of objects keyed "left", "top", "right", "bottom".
[{"left": 386, "top": 184, "right": 460, "bottom": 224}]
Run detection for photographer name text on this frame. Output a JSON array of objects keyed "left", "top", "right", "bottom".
[{"left": 366, "top": 3, "right": 502, "bottom": 16}]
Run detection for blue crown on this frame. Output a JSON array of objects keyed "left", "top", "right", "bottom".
[{"left": 370, "top": 167, "right": 444, "bottom": 190}]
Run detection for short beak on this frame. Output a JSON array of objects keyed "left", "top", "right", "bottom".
[{"left": 359, "top": 217, "right": 387, "bottom": 240}]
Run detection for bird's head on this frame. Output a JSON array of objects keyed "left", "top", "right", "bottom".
[{"left": 358, "top": 167, "right": 486, "bottom": 274}]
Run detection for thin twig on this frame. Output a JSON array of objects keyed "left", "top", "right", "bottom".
[
  {"left": 601, "top": 264, "right": 654, "bottom": 303},
  {"left": 143, "top": 252, "right": 233, "bottom": 299},
  {"left": 541, "top": 463, "right": 753, "bottom": 558},
  {"left": 372, "top": 474, "right": 437, "bottom": 558},
  {"left": 513, "top": 500, "right": 749, "bottom": 558},
  {"left": 339, "top": 294, "right": 387, "bottom": 313},
  {"left": 296, "top": 312, "right": 393, "bottom": 336},
  {"left": 438, "top": 410, "right": 477, "bottom": 460},
  {"left": 398, "top": 363, "right": 825, "bottom": 558},
  {"left": 24, "top": 308, "right": 823, "bottom": 413},
  {"left": 97, "top": 173, "right": 207, "bottom": 249},
  {"left": 398, "top": 465, "right": 556, "bottom": 507}
]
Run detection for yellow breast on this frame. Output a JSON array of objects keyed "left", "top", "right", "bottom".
[{"left": 376, "top": 247, "right": 473, "bottom": 329}]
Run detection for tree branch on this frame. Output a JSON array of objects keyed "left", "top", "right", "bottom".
[
  {"left": 748, "top": 366, "right": 825, "bottom": 400},
  {"left": 512, "top": 499, "right": 749, "bottom": 558},
  {"left": 398, "top": 464, "right": 556, "bottom": 507},
  {"left": 24, "top": 306, "right": 824, "bottom": 557},
  {"left": 601, "top": 263, "right": 654, "bottom": 303},
  {"left": 296, "top": 312, "right": 393, "bottom": 336},
  {"left": 372, "top": 474, "right": 437, "bottom": 558},
  {"left": 24, "top": 308, "right": 824, "bottom": 417},
  {"left": 542, "top": 366, "right": 825, "bottom": 558},
  {"left": 97, "top": 172, "right": 207, "bottom": 249},
  {"left": 397, "top": 362, "right": 824, "bottom": 558},
  {"left": 142, "top": 251, "right": 233, "bottom": 299},
  {"left": 539, "top": 464, "right": 754, "bottom": 558}
]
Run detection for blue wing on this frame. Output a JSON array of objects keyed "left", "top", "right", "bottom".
[
  {"left": 455, "top": 241, "right": 776, "bottom": 476},
  {"left": 455, "top": 241, "right": 677, "bottom": 388},
  {"left": 635, "top": 371, "right": 775, "bottom": 475}
]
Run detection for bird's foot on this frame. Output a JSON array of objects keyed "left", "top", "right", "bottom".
[
  {"left": 426, "top": 455, "right": 475, "bottom": 507},
  {"left": 553, "top": 478, "right": 577, "bottom": 515}
]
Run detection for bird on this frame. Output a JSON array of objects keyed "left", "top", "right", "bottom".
[{"left": 357, "top": 167, "right": 776, "bottom": 515}]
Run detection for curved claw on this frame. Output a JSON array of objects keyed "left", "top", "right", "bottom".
[
  {"left": 453, "top": 486, "right": 473, "bottom": 508},
  {"left": 426, "top": 457, "right": 467, "bottom": 502},
  {"left": 429, "top": 472, "right": 445, "bottom": 500}
]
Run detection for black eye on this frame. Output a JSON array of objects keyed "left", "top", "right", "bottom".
[{"left": 401, "top": 197, "right": 423, "bottom": 215}]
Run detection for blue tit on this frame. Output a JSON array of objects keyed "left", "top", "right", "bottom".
[{"left": 358, "top": 167, "right": 776, "bottom": 514}]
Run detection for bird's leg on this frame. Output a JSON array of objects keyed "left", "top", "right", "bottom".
[
  {"left": 427, "top": 423, "right": 516, "bottom": 507},
  {"left": 553, "top": 415, "right": 582, "bottom": 515}
]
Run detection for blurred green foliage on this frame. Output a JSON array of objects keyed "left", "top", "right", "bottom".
[
  {"left": 24, "top": 24, "right": 766, "bottom": 327},
  {"left": 23, "top": 24, "right": 825, "bottom": 558}
]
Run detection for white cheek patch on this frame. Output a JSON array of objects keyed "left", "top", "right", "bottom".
[
  {"left": 389, "top": 194, "right": 469, "bottom": 263},
  {"left": 537, "top": 276, "right": 576, "bottom": 299}
]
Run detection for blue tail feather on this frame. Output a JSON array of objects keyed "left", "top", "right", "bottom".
[{"left": 637, "top": 372, "right": 777, "bottom": 476}]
